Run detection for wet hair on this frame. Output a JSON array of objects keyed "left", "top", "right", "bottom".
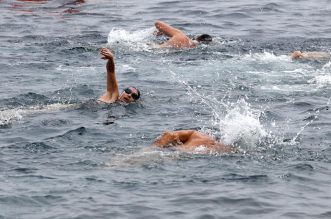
[
  {"left": 196, "top": 34, "right": 212, "bottom": 43},
  {"left": 133, "top": 87, "right": 141, "bottom": 100}
]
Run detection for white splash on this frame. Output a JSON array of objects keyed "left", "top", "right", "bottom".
[
  {"left": 243, "top": 51, "right": 290, "bottom": 62},
  {"left": 219, "top": 99, "right": 267, "bottom": 148},
  {"left": 170, "top": 70, "right": 268, "bottom": 149},
  {"left": 0, "top": 109, "right": 23, "bottom": 126},
  {"left": 107, "top": 27, "right": 154, "bottom": 51},
  {"left": 308, "top": 75, "right": 331, "bottom": 88},
  {"left": 322, "top": 61, "right": 331, "bottom": 69}
]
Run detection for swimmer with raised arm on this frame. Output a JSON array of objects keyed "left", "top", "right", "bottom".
[
  {"left": 153, "top": 130, "right": 236, "bottom": 154},
  {"left": 291, "top": 50, "right": 331, "bottom": 61},
  {"left": 153, "top": 20, "right": 212, "bottom": 48},
  {"left": 99, "top": 48, "right": 140, "bottom": 103}
]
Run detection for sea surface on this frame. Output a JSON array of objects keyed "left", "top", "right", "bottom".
[{"left": 1, "top": 0, "right": 331, "bottom": 218}]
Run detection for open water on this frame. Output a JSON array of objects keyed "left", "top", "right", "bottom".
[{"left": 1, "top": 0, "right": 331, "bottom": 218}]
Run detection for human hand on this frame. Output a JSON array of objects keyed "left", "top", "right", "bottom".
[{"left": 100, "top": 47, "right": 114, "bottom": 60}]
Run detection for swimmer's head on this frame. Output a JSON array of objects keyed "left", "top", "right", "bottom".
[
  {"left": 291, "top": 51, "right": 303, "bottom": 59},
  {"left": 119, "top": 86, "right": 140, "bottom": 103},
  {"left": 195, "top": 34, "right": 213, "bottom": 44}
]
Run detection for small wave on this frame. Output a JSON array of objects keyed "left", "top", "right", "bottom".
[
  {"left": 24, "top": 142, "right": 55, "bottom": 153},
  {"left": 222, "top": 173, "right": 268, "bottom": 182},
  {"left": 243, "top": 51, "right": 290, "bottom": 62},
  {"left": 49, "top": 127, "right": 86, "bottom": 141},
  {"left": 105, "top": 148, "right": 181, "bottom": 168},
  {"left": 322, "top": 61, "right": 331, "bottom": 69},
  {"left": 107, "top": 27, "right": 154, "bottom": 51},
  {"left": 308, "top": 75, "right": 331, "bottom": 88},
  {"left": 0, "top": 103, "right": 77, "bottom": 127},
  {"left": 56, "top": 65, "right": 97, "bottom": 72},
  {"left": 0, "top": 109, "right": 23, "bottom": 127}
]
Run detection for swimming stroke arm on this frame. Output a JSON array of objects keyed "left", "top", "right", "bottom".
[
  {"left": 153, "top": 130, "right": 195, "bottom": 148},
  {"left": 99, "top": 48, "right": 120, "bottom": 103},
  {"left": 154, "top": 20, "right": 181, "bottom": 37}
]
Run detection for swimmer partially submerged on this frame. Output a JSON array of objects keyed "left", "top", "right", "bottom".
[
  {"left": 153, "top": 20, "right": 212, "bottom": 49},
  {"left": 291, "top": 50, "right": 331, "bottom": 61},
  {"left": 153, "top": 130, "right": 236, "bottom": 154},
  {"left": 99, "top": 48, "right": 141, "bottom": 103}
]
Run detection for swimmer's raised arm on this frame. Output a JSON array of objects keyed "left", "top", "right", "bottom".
[
  {"left": 154, "top": 20, "right": 181, "bottom": 37},
  {"left": 99, "top": 48, "right": 120, "bottom": 103},
  {"left": 153, "top": 130, "right": 195, "bottom": 148}
]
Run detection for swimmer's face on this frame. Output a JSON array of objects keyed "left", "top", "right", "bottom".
[{"left": 119, "top": 87, "right": 140, "bottom": 103}]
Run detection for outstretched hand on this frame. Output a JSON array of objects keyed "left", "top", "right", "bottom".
[{"left": 100, "top": 47, "right": 114, "bottom": 60}]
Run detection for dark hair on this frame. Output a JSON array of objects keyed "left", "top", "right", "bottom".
[
  {"left": 196, "top": 34, "right": 212, "bottom": 43},
  {"left": 133, "top": 87, "right": 140, "bottom": 100}
]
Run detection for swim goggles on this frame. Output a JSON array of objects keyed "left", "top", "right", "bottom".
[{"left": 124, "top": 88, "right": 139, "bottom": 100}]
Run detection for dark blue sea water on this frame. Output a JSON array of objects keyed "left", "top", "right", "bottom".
[{"left": 1, "top": 0, "right": 331, "bottom": 218}]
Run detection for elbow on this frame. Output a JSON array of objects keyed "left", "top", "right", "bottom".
[{"left": 155, "top": 20, "right": 162, "bottom": 28}]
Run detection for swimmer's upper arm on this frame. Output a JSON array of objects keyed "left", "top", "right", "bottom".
[
  {"left": 173, "top": 130, "right": 195, "bottom": 142},
  {"left": 153, "top": 130, "right": 195, "bottom": 148},
  {"left": 155, "top": 20, "right": 181, "bottom": 37},
  {"left": 153, "top": 131, "right": 178, "bottom": 148}
]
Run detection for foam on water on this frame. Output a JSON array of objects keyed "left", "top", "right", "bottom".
[
  {"left": 306, "top": 61, "right": 331, "bottom": 88},
  {"left": 308, "top": 75, "right": 331, "bottom": 88},
  {"left": 218, "top": 99, "right": 267, "bottom": 149},
  {"left": 0, "top": 103, "right": 76, "bottom": 127},
  {"left": 243, "top": 51, "right": 291, "bottom": 62},
  {"left": 107, "top": 27, "right": 155, "bottom": 51},
  {"left": 0, "top": 109, "right": 23, "bottom": 127},
  {"left": 322, "top": 60, "right": 331, "bottom": 68},
  {"left": 171, "top": 70, "right": 268, "bottom": 150}
]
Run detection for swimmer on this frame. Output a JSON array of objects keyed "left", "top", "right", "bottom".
[
  {"left": 153, "top": 20, "right": 212, "bottom": 48},
  {"left": 290, "top": 50, "right": 331, "bottom": 61},
  {"left": 99, "top": 48, "right": 140, "bottom": 103},
  {"left": 153, "top": 130, "right": 236, "bottom": 154}
]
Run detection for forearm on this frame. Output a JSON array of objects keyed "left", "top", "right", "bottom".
[
  {"left": 154, "top": 20, "right": 178, "bottom": 37},
  {"left": 106, "top": 58, "right": 115, "bottom": 74},
  {"left": 106, "top": 58, "right": 118, "bottom": 92}
]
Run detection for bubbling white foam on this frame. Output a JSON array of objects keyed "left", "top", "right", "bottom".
[
  {"left": 243, "top": 51, "right": 290, "bottom": 62},
  {"left": 107, "top": 27, "right": 154, "bottom": 51},
  {"left": 219, "top": 99, "right": 267, "bottom": 149},
  {"left": 0, "top": 109, "right": 23, "bottom": 126},
  {"left": 170, "top": 70, "right": 269, "bottom": 150},
  {"left": 0, "top": 103, "right": 76, "bottom": 126},
  {"left": 322, "top": 61, "right": 331, "bottom": 69},
  {"left": 308, "top": 75, "right": 331, "bottom": 88}
]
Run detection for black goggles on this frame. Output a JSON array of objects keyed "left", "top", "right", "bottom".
[{"left": 124, "top": 88, "right": 139, "bottom": 100}]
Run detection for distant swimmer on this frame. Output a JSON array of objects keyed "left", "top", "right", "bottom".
[
  {"left": 291, "top": 51, "right": 331, "bottom": 61},
  {"left": 153, "top": 130, "right": 236, "bottom": 154},
  {"left": 99, "top": 48, "right": 140, "bottom": 103},
  {"left": 153, "top": 20, "right": 212, "bottom": 48}
]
